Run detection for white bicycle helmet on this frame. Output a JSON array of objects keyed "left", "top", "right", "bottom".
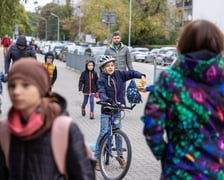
[{"left": 98, "top": 55, "right": 116, "bottom": 68}]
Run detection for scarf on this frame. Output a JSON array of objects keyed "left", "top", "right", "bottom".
[{"left": 7, "top": 97, "right": 61, "bottom": 141}]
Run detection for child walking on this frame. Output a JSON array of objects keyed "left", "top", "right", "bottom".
[
  {"left": 94, "top": 55, "right": 146, "bottom": 170},
  {"left": 43, "top": 51, "right": 57, "bottom": 91},
  {"left": 0, "top": 58, "right": 95, "bottom": 179},
  {"left": 79, "top": 60, "right": 98, "bottom": 119}
]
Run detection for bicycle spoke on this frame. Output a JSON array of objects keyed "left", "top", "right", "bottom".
[{"left": 99, "top": 130, "right": 132, "bottom": 180}]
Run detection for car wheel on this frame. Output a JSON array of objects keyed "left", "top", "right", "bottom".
[
  {"left": 144, "top": 57, "right": 148, "bottom": 63},
  {"left": 161, "top": 59, "right": 165, "bottom": 66},
  {"left": 153, "top": 57, "right": 156, "bottom": 64}
]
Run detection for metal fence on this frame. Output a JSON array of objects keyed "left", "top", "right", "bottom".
[
  {"left": 66, "top": 52, "right": 175, "bottom": 84},
  {"left": 66, "top": 53, "right": 100, "bottom": 74}
]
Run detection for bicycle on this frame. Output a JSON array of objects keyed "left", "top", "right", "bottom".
[{"left": 96, "top": 100, "right": 136, "bottom": 180}]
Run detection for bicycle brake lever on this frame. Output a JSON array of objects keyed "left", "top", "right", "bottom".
[{"left": 131, "top": 104, "right": 136, "bottom": 109}]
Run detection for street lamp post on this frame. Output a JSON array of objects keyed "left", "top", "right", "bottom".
[
  {"left": 50, "top": 13, "right": 60, "bottom": 41},
  {"left": 182, "top": 0, "right": 185, "bottom": 26},
  {"left": 77, "top": 6, "right": 83, "bottom": 42},
  {"left": 40, "top": 17, "right": 47, "bottom": 40},
  {"left": 128, "top": 0, "right": 132, "bottom": 47}
]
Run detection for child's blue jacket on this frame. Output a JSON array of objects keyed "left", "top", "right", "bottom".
[{"left": 97, "top": 70, "right": 144, "bottom": 106}]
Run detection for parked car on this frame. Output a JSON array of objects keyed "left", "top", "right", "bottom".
[
  {"left": 58, "top": 44, "right": 77, "bottom": 62},
  {"left": 89, "top": 46, "right": 106, "bottom": 61},
  {"left": 52, "top": 45, "right": 64, "bottom": 59},
  {"left": 144, "top": 48, "right": 160, "bottom": 63},
  {"left": 39, "top": 41, "right": 50, "bottom": 54},
  {"left": 156, "top": 47, "right": 177, "bottom": 66},
  {"left": 58, "top": 46, "right": 69, "bottom": 62},
  {"left": 131, "top": 47, "right": 149, "bottom": 62},
  {"left": 163, "top": 49, "right": 178, "bottom": 64},
  {"left": 74, "top": 46, "right": 89, "bottom": 55}
]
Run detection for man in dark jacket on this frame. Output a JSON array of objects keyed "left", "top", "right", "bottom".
[{"left": 4, "top": 35, "right": 36, "bottom": 74}]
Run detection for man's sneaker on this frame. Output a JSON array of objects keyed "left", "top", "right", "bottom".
[
  {"left": 116, "top": 157, "right": 126, "bottom": 169},
  {"left": 81, "top": 108, "right": 86, "bottom": 116},
  {"left": 95, "top": 159, "right": 100, "bottom": 171}
]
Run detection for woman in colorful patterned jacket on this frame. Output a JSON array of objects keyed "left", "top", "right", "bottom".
[{"left": 142, "top": 19, "right": 224, "bottom": 179}]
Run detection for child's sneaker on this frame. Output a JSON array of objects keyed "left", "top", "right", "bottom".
[
  {"left": 95, "top": 159, "right": 100, "bottom": 171},
  {"left": 116, "top": 157, "right": 126, "bottom": 169}
]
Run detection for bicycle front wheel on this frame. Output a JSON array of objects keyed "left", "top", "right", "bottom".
[{"left": 99, "top": 129, "right": 132, "bottom": 180}]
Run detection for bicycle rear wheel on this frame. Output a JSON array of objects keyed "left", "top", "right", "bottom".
[{"left": 99, "top": 129, "right": 132, "bottom": 180}]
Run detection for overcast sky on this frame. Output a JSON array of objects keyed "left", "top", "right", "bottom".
[{"left": 22, "top": 0, "right": 53, "bottom": 12}]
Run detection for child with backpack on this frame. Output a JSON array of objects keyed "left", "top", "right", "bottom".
[
  {"left": 94, "top": 55, "right": 146, "bottom": 170},
  {"left": 43, "top": 51, "right": 57, "bottom": 91},
  {"left": 0, "top": 58, "right": 95, "bottom": 180},
  {"left": 78, "top": 60, "right": 98, "bottom": 119}
]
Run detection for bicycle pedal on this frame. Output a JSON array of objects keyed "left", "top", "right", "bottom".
[{"left": 112, "top": 148, "right": 127, "bottom": 152}]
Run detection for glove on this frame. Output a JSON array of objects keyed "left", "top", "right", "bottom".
[
  {"left": 94, "top": 92, "right": 99, "bottom": 98},
  {"left": 105, "top": 98, "right": 114, "bottom": 105},
  {"left": 137, "top": 80, "right": 146, "bottom": 91},
  {"left": 103, "top": 98, "right": 114, "bottom": 114}
]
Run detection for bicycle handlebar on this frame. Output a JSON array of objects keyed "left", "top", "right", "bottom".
[{"left": 96, "top": 100, "right": 136, "bottom": 110}]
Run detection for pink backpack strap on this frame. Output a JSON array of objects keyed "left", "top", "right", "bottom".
[
  {"left": 51, "top": 115, "right": 72, "bottom": 175},
  {"left": 0, "top": 121, "right": 10, "bottom": 169}
]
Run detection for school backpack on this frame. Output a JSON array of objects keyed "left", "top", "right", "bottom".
[
  {"left": 0, "top": 116, "right": 93, "bottom": 178},
  {"left": 127, "top": 80, "right": 142, "bottom": 104}
]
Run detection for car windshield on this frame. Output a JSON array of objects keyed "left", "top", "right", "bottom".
[
  {"left": 55, "top": 46, "right": 63, "bottom": 50},
  {"left": 91, "top": 47, "right": 106, "bottom": 55},
  {"left": 134, "top": 48, "right": 148, "bottom": 52},
  {"left": 139, "top": 50, "right": 148, "bottom": 52},
  {"left": 159, "top": 50, "right": 167, "bottom": 54},
  {"left": 151, "top": 49, "right": 159, "bottom": 53}
]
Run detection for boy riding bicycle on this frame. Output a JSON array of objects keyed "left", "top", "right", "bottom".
[{"left": 94, "top": 55, "right": 146, "bottom": 171}]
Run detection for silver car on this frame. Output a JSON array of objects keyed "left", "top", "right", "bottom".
[
  {"left": 156, "top": 47, "right": 177, "bottom": 66},
  {"left": 144, "top": 48, "right": 160, "bottom": 63},
  {"left": 131, "top": 47, "right": 149, "bottom": 62}
]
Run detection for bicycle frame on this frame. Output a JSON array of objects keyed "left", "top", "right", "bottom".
[
  {"left": 96, "top": 100, "right": 136, "bottom": 180},
  {"left": 97, "top": 101, "right": 135, "bottom": 156},
  {"left": 106, "top": 112, "right": 121, "bottom": 158}
]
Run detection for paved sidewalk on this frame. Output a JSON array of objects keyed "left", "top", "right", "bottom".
[{"left": 0, "top": 50, "right": 161, "bottom": 180}]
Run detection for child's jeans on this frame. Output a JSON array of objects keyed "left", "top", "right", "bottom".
[
  {"left": 82, "top": 94, "right": 94, "bottom": 112},
  {"left": 94, "top": 112, "right": 122, "bottom": 159}
]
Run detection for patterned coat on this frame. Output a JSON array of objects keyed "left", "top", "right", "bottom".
[{"left": 142, "top": 51, "right": 224, "bottom": 179}]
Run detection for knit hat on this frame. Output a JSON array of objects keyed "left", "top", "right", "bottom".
[{"left": 8, "top": 58, "right": 50, "bottom": 97}]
